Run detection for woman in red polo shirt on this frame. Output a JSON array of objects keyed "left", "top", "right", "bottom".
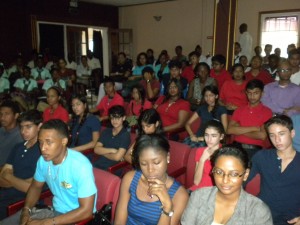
[
  {"left": 43, "top": 86, "right": 69, "bottom": 123},
  {"left": 220, "top": 63, "right": 248, "bottom": 115},
  {"left": 245, "top": 56, "right": 273, "bottom": 85},
  {"left": 155, "top": 78, "right": 190, "bottom": 139}
]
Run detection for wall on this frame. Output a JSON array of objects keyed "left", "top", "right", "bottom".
[
  {"left": 119, "top": 0, "right": 215, "bottom": 60},
  {"left": 0, "top": 0, "right": 118, "bottom": 65},
  {"left": 236, "top": 0, "right": 300, "bottom": 49}
]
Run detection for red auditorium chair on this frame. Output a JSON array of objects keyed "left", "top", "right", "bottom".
[
  {"left": 183, "top": 147, "right": 198, "bottom": 189},
  {"left": 245, "top": 174, "right": 261, "bottom": 196}
]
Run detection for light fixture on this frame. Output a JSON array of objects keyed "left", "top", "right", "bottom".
[{"left": 153, "top": 16, "right": 162, "bottom": 22}]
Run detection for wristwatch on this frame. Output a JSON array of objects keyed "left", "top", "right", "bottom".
[
  {"left": 161, "top": 208, "right": 174, "bottom": 217},
  {"left": 146, "top": 79, "right": 150, "bottom": 83}
]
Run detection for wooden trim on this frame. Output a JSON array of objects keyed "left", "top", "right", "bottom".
[
  {"left": 212, "top": 0, "right": 218, "bottom": 55},
  {"left": 30, "top": 15, "right": 38, "bottom": 51}
]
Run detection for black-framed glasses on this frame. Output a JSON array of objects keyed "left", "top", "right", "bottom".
[{"left": 211, "top": 167, "right": 246, "bottom": 180}]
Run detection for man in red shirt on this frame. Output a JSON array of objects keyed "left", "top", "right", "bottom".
[
  {"left": 227, "top": 79, "right": 272, "bottom": 159},
  {"left": 210, "top": 54, "right": 232, "bottom": 90},
  {"left": 90, "top": 77, "right": 124, "bottom": 122},
  {"left": 182, "top": 51, "right": 200, "bottom": 83}
]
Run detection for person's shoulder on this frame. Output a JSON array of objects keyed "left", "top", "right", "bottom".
[
  {"left": 259, "top": 103, "right": 272, "bottom": 114},
  {"left": 253, "top": 149, "right": 275, "bottom": 161},
  {"left": 67, "top": 148, "right": 92, "bottom": 165},
  {"left": 242, "top": 189, "right": 271, "bottom": 212},
  {"left": 191, "top": 186, "right": 216, "bottom": 201}
]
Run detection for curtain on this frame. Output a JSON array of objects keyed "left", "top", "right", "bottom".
[{"left": 263, "top": 16, "right": 298, "bottom": 32}]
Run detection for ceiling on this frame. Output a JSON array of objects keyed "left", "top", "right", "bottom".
[{"left": 80, "top": 0, "right": 175, "bottom": 7}]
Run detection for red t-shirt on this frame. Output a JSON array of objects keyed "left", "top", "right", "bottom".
[
  {"left": 245, "top": 70, "right": 273, "bottom": 85},
  {"left": 232, "top": 103, "right": 272, "bottom": 146},
  {"left": 210, "top": 69, "right": 232, "bottom": 90},
  {"left": 156, "top": 98, "right": 190, "bottom": 127},
  {"left": 220, "top": 80, "right": 248, "bottom": 108},
  {"left": 127, "top": 99, "right": 152, "bottom": 116},
  {"left": 96, "top": 92, "right": 124, "bottom": 117},
  {"left": 139, "top": 79, "right": 161, "bottom": 100},
  {"left": 189, "top": 147, "right": 214, "bottom": 191},
  {"left": 182, "top": 66, "right": 195, "bottom": 83},
  {"left": 43, "top": 104, "right": 69, "bottom": 123}
]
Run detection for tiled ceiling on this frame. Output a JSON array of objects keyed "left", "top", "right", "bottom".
[{"left": 80, "top": 0, "right": 175, "bottom": 7}]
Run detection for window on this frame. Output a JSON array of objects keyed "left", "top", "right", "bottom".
[{"left": 260, "top": 11, "right": 300, "bottom": 58}]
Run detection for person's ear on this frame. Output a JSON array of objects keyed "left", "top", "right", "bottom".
[
  {"left": 37, "top": 123, "right": 43, "bottom": 130},
  {"left": 167, "top": 153, "right": 170, "bottom": 164},
  {"left": 155, "top": 121, "right": 159, "bottom": 128},
  {"left": 291, "top": 129, "right": 296, "bottom": 139},
  {"left": 14, "top": 113, "right": 20, "bottom": 120},
  {"left": 62, "top": 137, "right": 68, "bottom": 146},
  {"left": 243, "top": 168, "right": 250, "bottom": 182},
  {"left": 122, "top": 116, "right": 126, "bottom": 122}
]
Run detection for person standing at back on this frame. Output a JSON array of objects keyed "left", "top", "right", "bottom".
[{"left": 239, "top": 23, "right": 253, "bottom": 62}]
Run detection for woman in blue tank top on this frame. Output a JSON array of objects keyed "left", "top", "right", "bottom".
[{"left": 114, "top": 134, "right": 189, "bottom": 225}]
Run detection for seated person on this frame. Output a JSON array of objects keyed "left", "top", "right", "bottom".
[
  {"left": 161, "top": 60, "right": 188, "bottom": 97},
  {"left": 0, "top": 64, "right": 10, "bottom": 102},
  {"left": 43, "top": 86, "right": 69, "bottom": 123},
  {"left": 227, "top": 79, "right": 272, "bottom": 159},
  {"left": 262, "top": 44, "right": 272, "bottom": 67},
  {"left": 245, "top": 56, "right": 273, "bottom": 85},
  {"left": 288, "top": 49, "right": 300, "bottom": 85},
  {"left": 96, "top": 52, "right": 132, "bottom": 104},
  {"left": 58, "top": 58, "right": 76, "bottom": 88},
  {"left": 7, "top": 55, "right": 23, "bottom": 92},
  {"left": 30, "top": 55, "right": 51, "bottom": 83},
  {"left": 154, "top": 52, "right": 170, "bottom": 81},
  {"left": 181, "top": 146, "right": 273, "bottom": 225},
  {"left": 126, "top": 85, "right": 152, "bottom": 127},
  {"left": 114, "top": 134, "right": 189, "bottom": 225},
  {"left": 210, "top": 54, "right": 232, "bottom": 90},
  {"left": 261, "top": 60, "right": 300, "bottom": 117},
  {"left": 219, "top": 63, "right": 248, "bottom": 115},
  {"left": 87, "top": 50, "right": 101, "bottom": 70},
  {"left": 239, "top": 55, "right": 251, "bottom": 72},
  {"left": 246, "top": 115, "right": 300, "bottom": 225},
  {"left": 66, "top": 52, "right": 77, "bottom": 71},
  {"left": 76, "top": 55, "right": 92, "bottom": 94},
  {"left": 292, "top": 114, "right": 300, "bottom": 152},
  {"left": 42, "top": 68, "right": 66, "bottom": 94},
  {"left": 12, "top": 66, "right": 38, "bottom": 111},
  {"left": 234, "top": 42, "right": 242, "bottom": 64},
  {"left": 186, "top": 62, "right": 216, "bottom": 111},
  {"left": 0, "top": 100, "right": 23, "bottom": 167},
  {"left": 90, "top": 77, "right": 124, "bottom": 122},
  {"left": 172, "top": 45, "right": 187, "bottom": 62},
  {"left": 155, "top": 79, "right": 190, "bottom": 139},
  {"left": 139, "top": 66, "right": 160, "bottom": 101},
  {"left": 69, "top": 95, "right": 101, "bottom": 152},
  {"left": 0, "top": 110, "right": 42, "bottom": 219},
  {"left": 2, "top": 119, "right": 97, "bottom": 224},
  {"left": 189, "top": 120, "right": 225, "bottom": 191},
  {"left": 93, "top": 105, "right": 130, "bottom": 172},
  {"left": 184, "top": 85, "right": 227, "bottom": 148},
  {"left": 182, "top": 51, "right": 200, "bottom": 83},
  {"left": 265, "top": 54, "right": 279, "bottom": 79},
  {"left": 124, "top": 108, "right": 164, "bottom": 163}
]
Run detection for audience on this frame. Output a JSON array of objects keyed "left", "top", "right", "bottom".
[
  {"left": 227, "top": 79, "right": 272, "bottom": 159},
  {"left": 87, "top": 50, "right": 101, "bottom": 70},
  {"left": 292, "top": 114, "right": 300, "bottom": 153},
  {"left": 0, "top": 110, "right": 42, "bottom": 219},
  {"left": 0, "top": 100, "right": 23, "bottom": 167},
  {"left": 262, "top": 44, "right": 273, "bottom": 66},
  {"left": 93, "top": 105, "right": 130, "bottom": 172},
  {"left": 2, "top": 119, "right": 97, "bottom": 224},
  {"left": 172, "top": 45, "right": 187, "bottom": 63},
  {"left": 239, "top": 55, "right": 251, "bottom": 72},
  {"left": 90, "top": 77, "right": 124, "bottom": 122},
  {"left": 69, "top": 94, "right": 101, "bottom": 152},
  {"left": 154, "top": 52, "right": 170, "bottom": 81},
  {"left": 42, "top": 67, "right": 66, "bottom": 94},
  {"left": 182, "top": 146, "right": 273, "bottom": 225},
  {"left": 30, "top": 55, "right": 51, "bottom": 82},
  {"left": 234, "top": 42, "right": 242, "bottom": 64},
  {"left": 184, "top": 85, "right": 227, "bottom": 147},
  {"left": 182, "top": 51, "right": 200, "bottom": 83},
  {"left": 189, "top": 120, "right": 225, "bottom": 191},
  {"left": 220, "top": 63, "right": 248, "bottom": 115},
  {"left": 265, "top": 54, "right": 280, "bottom": 79},
  {"left": 124, "top": 108, "right": 163, "bottom": 164},
  {"left": 115, "top": 134, "right": 189, "bottom": 225},
  {"left": 58, "top": 58, "right": 76, "bottom": 88},
  {"left": 0, "top": 64, "right": 9, "bottom": 101},
  {"left": 186, "top": 62, "right": 216, "bottom": 111},
  {"left": 239, "top": 23, "right": 253, "bottom": 62},
  {"left": 245, "top": 56, "right": 273, "bottom": 85},
  {"left": 139, "top": 66, "right": 160, "bottom": 100},
  {"left": 247, "top": 115, "right": 300, "bottom": 225},
  {"left": 262, "top": 60, "right": 300, "bottom": 117},
  {"left": 288, "top": 49, "right": 300, "bottom": 85},
  {"left": 43, "top": 86, "right": 69, "bottom": 123},
  {"left": 210, "top": 54, "right": 232, "bottom": 90}
]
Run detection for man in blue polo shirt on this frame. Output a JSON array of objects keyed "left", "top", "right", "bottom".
[
  {"left": 246, "top": 115, "right": 300, "bottom": 225},
  {"left": 0, "top": 110, "right": 42, "bottom": 219}
]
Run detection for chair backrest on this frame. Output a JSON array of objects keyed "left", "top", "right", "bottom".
[
  {"left": 184, "top": 147, "right": 198, "bottom": 189},
  {"left": 245, "top": 174, "right": 261, "bottom": 196},
  {"left": 167, "top": 140, "right": 191, "bottom": 185},
  {"left": 93, "top": 168, "right": 121, "bottom": 220}
]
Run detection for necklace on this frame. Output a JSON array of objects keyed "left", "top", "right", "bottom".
[{"left": 48, "top": 151, "right": 68, "bottom": 181}]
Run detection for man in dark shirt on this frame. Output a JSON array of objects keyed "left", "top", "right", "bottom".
[
  {"left": 0, "top": 110, "right": 42, "bottom": 219},
  {"left": 246, "top": 115, "right": 300, "bottom": 225}
]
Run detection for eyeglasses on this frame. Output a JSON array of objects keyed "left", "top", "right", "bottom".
[
  {"left": 278, "top": 69, "right": 292, "bottom": 73},
  {"left": 211, "top": 168, "right": 246, "bottom": 180}
]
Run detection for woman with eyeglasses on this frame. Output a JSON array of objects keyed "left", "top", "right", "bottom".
[{"left": 181, "top": 146, "right": 273, "bottom": 225}]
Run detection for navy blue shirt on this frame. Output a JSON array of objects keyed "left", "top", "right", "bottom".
[
  {"left": 247, "top": 150, "right": 300, "bottom": 224},
  {"left": 1, "top": 141, "right": 40, "bottom": 198},
  {"left": 70, "top": 115, "right": 101, "bottom": 147},
  {"left": 195, "top": 104, "right": 227, "bottom": 136}
]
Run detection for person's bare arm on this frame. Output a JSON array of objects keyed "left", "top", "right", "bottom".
[
  {"left": 2, "top": 167, "right": 33, "bottom": 192},
  {"left": 73, "top": 131, "right": 99, "bottom": 152},
  {"left": 104, "top": 148, "right": 127, "bottom": 161},
  {"left": 220, "top": 114, "right": 228, "bottom": 132},
  {"left": 94, "top": 142, "right": 118, "bottom": 155},
  {"left": 185, "top": 112, "right": 200, "bottom": 142},
  {"left": 243, "top": 125, "right": 268, "bottom": 140},
  {"left": 164, "top": 110, "right": 190, "bottom": 132},
  {"left": 124, "top": 142, "right": 135, "bottom": 164}
]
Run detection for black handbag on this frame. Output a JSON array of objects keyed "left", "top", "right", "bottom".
[{"left": 88, "top": 202, "right": 112, "bottom": 225}]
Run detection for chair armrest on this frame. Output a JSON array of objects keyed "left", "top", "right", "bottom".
[{"left": 108, "top": 161, "right": 130, "bottom": 174}]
